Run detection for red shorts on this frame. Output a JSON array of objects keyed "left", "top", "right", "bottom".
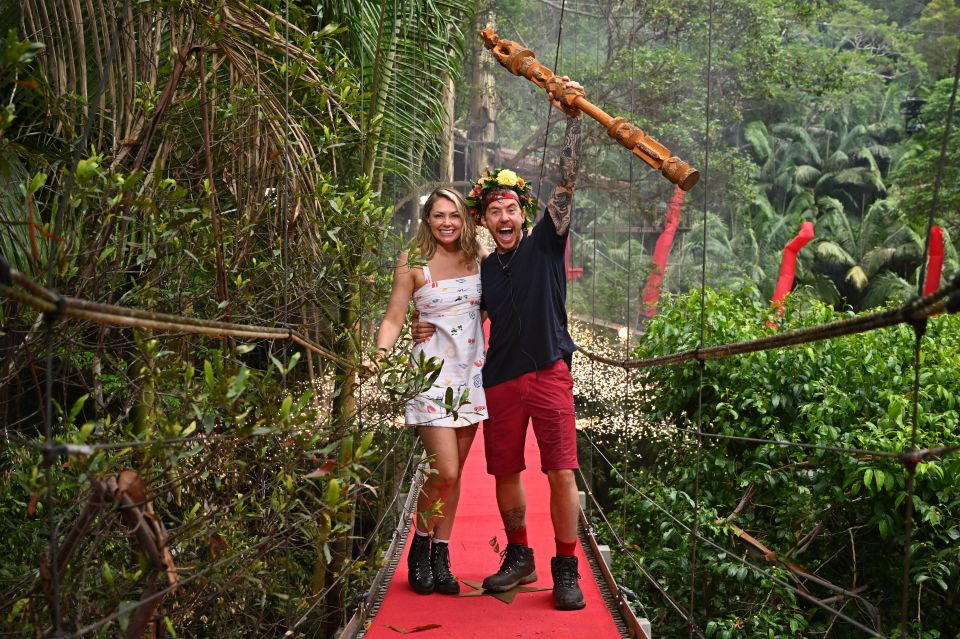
[{"left": 483, "top": 358, "right": 579, "bottom": 475}]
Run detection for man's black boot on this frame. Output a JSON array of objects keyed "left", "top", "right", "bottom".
[
  {"left": 481, "top": 543, "right": 537, "bottom": 592},
  {"left": 430, "top": 543, "right": 460, "bottom": 595},
  {"left": 551, "top": 555, "right": 585, "bottom": 610},
  {"left": 407, "top": 533, "right": 434, "bottom": 594}
]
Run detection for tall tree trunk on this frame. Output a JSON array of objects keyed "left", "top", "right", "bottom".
[
  {"left": 363, "top": 0, "right": 398, "bottom": 180},
  {"left": 439, "top": 70, "right": 455, "bottom": 182},
  {"left": 466, "top": 11, "right": 496, "bottom": 179}
]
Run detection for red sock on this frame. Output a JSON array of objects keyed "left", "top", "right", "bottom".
[
  {"left": 556, "top": 538, "right": 577, "bottom": 557},
  {"left": 506, "top": 527, "right": 527, "bottom": 546}
]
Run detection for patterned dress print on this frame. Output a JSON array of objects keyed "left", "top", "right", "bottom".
[{"left": 405, "top": 265, "right": 487, "bottom": 427}]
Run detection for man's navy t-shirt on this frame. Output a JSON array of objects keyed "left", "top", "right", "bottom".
[{"left": 480, "top": 212, "right": 576, "bottom": 388}]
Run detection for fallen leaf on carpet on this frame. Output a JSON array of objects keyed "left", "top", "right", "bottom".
[{"left": 386, "top": 623, "right": 442, "bottom": 633}]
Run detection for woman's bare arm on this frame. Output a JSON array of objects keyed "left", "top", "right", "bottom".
[{"left": 374, "top": 250, "right": 417, "bottom": 357}]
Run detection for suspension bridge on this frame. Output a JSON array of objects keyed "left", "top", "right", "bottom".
[{"left": 5, "top": 0, "right": 960, "bottom": 636}]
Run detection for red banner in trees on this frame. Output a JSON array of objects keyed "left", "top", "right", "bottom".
[
  {"left": 768, "top": 221, "right": 815, "bottom": 326},
  {"left": 640, "top": 186, "right": 685, "bottom": 318},
  {"left": 923, "top": 226, "right": 944, "bottom": 296}
]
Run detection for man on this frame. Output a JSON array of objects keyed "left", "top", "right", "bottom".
[{"left": 415, "top": 78, "right": 586, "bottom": 610}]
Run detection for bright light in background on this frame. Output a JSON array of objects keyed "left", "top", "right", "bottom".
[
  {"left": 419, "top": 194, "right": 429, "bottom": 205},
  {"left": 618, "top": 326, "right": 629, "bottom": 342}
]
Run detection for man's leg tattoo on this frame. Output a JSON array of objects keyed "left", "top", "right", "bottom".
[{"left": 502, "top": 505, "right": 526, "bottom": 531}]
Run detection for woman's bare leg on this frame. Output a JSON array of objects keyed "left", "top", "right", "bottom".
[{"left": 415, "top": 424, "right": 477, "bottom": 539}]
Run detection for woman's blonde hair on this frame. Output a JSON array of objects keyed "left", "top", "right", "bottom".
[{"left": 414, "top": 187, "right": 480, "bottom": 265}]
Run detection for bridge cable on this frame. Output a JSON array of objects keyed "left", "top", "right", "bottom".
[
  {"left": 535, "top": 0, "right": 566, "bottom": 208},
  {"left": 688, "top": 0, "right": 716, "bottom": 632},
  {"left": 583, "top": 431, "right": 886, "bottom": 637},
  {"left": 576, "top": 466, "right": 703, "bottom": 637},
  {"left": 621, "top": 14, "right": 636, "bottom": 587},
  {"left": 576, "top": 273, "right": 960, "bottom": 368}
]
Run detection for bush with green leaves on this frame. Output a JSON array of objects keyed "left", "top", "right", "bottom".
[{"left": 595, "top": 288, "right": 959, "bottom": 637}]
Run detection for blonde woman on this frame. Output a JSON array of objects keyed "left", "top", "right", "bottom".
[{"left": 373, "top": 187, "right": 487, "bottom": 595}]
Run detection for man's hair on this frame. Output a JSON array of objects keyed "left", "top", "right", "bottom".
[{"left": 414, "top": 188, "right": 480, "bottom": 264}]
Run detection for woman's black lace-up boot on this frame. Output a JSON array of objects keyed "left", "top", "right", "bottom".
[
  {"left": 407, "top": 533, "right": 434, "bottom": 594},
  {"left": 430, "top": 542, "right": 460, "bottom": 595}
]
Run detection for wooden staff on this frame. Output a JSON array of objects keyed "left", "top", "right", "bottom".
[{"left": 481, "top": 27, "right": 700, "bottom": 191}]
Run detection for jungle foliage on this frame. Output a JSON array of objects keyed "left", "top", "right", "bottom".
[
  {"left": 587, "top": 289, "right": 960, "bottom": 637},
  {"left": 1, "top": 0, "right": 466, "bottom": 634}
]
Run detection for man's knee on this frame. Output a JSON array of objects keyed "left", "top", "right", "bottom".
[{"left": 546, "top": 468, "right": 576, "bottom": 489}]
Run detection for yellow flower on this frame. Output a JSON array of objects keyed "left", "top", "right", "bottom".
[
  {"left": 517, "top": 177, "right": 525, "bottom": 188},
  {"left": 496, "top": 169, "right": 518, "bottom": 187}
]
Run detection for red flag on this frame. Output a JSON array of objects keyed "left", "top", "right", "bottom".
[
  {"left": 768, "top": 221, "right": 815, "bottom": 326},
  {"left": 923, "top": 226, "right": 944, "bottom": 296},
  {"left": 640, "top": 186, "right": 685, "bottom": 318}
]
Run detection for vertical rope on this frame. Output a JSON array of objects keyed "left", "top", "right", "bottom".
[
  {"left": 281, "top": 0, "right": 291, "bottom": 390},
  {"left": 535, "top": 0, "right": 566, "bottom": 211},
  {"left": 41, "top": 1, "right": 131, "bottom": 632},
  {"left": 620, "top": 16, "right": 637, "bottom": 582},
  {"left": 588, "top": 6, "right": 601, "bottom": 528},
  {"left": 899, "top": 41, "right": 960, "bottom": 637},
  {"left": 689, "top": 0, "right": 715, "bottom": 635}
]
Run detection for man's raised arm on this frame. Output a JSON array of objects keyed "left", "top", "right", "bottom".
[{"left": 547, "top": 114, "right": 582, "bottom": 236}]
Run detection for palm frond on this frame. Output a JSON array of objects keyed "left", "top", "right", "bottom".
[
  {"left": 793, "top": 164, "right": 821, "bottom": 187},
  {"left": 743, "top": 121, "right": 772, "bottom": 163},
  {"left": 861, "top": 246, "right": 896, "bottom": 277},
  {"left": 815, "top": 241, "right": 856, "bottom": 267},
  {"left": 785, "top": 191, "right": 816, "bottom": 219},
  {"left": 845, "top": 265, "right": 869, "bottom": 291},
  {"left": 824, "top": 150, "right": 849, "bottom": 172},
  {"left": 861, "top": 270, "right": 913, "bottom": 308}
]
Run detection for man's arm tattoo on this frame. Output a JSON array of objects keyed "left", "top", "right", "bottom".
[
  {"left": 501, "top": 505, "right": 526, "bottom": 531},
  {"left": 548, "top": 116, "right": 582, "bottom": 236}
]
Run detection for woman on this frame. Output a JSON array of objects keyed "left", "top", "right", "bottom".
[{"left": 373, "top": 187, "right": 487, "bottom": 595}]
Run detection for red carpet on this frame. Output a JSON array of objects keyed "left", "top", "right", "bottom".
[{"left": 364, "top": 426, "right": 623, "bottom": 638}]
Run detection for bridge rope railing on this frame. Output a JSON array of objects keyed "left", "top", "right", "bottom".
[
  {"left": 577, "top": 466, "right": 704, "bottom": 638},
  {"left": 58, "top": 444, "right": 420, "bottom": 639},
  {"left": 3, "top": 407, "right": 420, "bottom": 638},
  {"left": 577, "top": 272, "right": 960, "bottom": 370},
  {"left": 0, "top": 259, "right": 349, "bottom": 367},
  {"left": 572, "top": 281, "right": 960, "bottom": 637}
]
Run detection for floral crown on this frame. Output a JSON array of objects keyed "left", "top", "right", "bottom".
[{"left": 465, "top": 168, "right": 538, "bottom": 224}]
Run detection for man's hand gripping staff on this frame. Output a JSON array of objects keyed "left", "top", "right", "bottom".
[{"left": 480, "top": 27, "right": 700, "bottom": 192}]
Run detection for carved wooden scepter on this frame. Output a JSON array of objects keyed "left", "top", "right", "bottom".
[{"left": 481, "top": 27, "right": 699, "bottom": 191}]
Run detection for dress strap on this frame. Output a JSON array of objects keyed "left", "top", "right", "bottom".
[{"left": 421, "top": 264, "right": 432, "bottom": 283}]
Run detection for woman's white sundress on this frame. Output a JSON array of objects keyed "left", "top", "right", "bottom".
[{"left": 405, "top": 264, "right": 487, "bottom": 427}]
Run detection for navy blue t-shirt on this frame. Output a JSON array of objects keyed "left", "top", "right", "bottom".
[{"left": 480, "top": 212, "right": 576, "bottom": 388}]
